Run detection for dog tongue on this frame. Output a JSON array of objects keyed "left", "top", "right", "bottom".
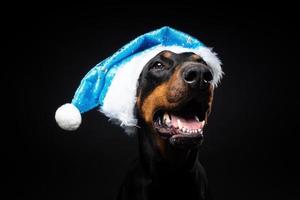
[{"left": 170, "top": 114, "right": 204, "bottom": 130}]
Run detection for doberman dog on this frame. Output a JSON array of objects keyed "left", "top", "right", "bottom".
[{"left": 117, "top": 50, "right": 215, "bottom": 200}]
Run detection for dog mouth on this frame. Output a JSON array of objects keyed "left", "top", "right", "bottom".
[{"left": 153, "top": 100, "right": 207, "bottom": 146}]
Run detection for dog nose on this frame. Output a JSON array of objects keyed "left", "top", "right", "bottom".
[{"left": 183, "top": 65, "right": 213, "bottom": 88}]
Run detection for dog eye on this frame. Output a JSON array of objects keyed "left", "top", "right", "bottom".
[{"left": 151, "top": 62, "right": 165, "bottom": 70}]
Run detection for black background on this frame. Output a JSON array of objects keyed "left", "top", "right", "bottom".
[{"left": 6, "top": 3, "right": 299, "bottom": 200}]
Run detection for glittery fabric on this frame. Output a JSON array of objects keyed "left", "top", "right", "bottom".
[{"left": 71, "top": 26, "right": 205, "bottom": 113}]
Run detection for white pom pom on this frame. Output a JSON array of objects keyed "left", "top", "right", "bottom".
[{"left": 55, "top": 103, "right": 82, "bottom": 131}]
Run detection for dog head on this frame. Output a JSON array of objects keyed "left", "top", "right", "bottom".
[{"left": 136, "top": 50, "right": 215, "bottom": 147}]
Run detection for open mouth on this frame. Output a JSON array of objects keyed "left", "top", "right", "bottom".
[{"left": 153, "top": 100, "right": 207, "bottom": 145}]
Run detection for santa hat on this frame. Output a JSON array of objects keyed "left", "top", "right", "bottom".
[{"left": 55, "top": 26, "right": 222, "bottom": 134}]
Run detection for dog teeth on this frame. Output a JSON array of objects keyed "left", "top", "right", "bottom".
[
  {"left": 158, "top": 118, "right": 162, "bottom": 125},
  {"left": 195, "top": 115, "right": 200, "bottom": 122},
  {"left": 163, "top": 113, "right": 171, "bottom": 124},
  {"left": 177, "top": 126, "right": 203, "bottom": 135},
  {"left": 177, "top": 119, "right": 182, "bottom": 129}
]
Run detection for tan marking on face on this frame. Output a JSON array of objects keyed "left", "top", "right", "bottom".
[
  {"left": 140, "top": 82, "right": 172, "bottom": 124},
  {"left": 162, "top": 51, "right": 173, "bottom": 58},
  {"left": 139, "top": 67, "right": 185, "bottom": 124},
  {"left": 191, "top": 54, "right": 202, "bottom": 60},
  {"left": 166, "top": 67, "right": 187, "bottom": 103},
  {"left": 136, "top": 94, "right": 141, "bottom": 111}
]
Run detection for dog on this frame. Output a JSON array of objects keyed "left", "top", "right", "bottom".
[{"left": 116, "top": 50, "right": 215, "bottom": 200}]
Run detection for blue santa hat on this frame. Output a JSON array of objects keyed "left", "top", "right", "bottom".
[{"left": 55, "top": 26, "right": 222, "bottom": 134}]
